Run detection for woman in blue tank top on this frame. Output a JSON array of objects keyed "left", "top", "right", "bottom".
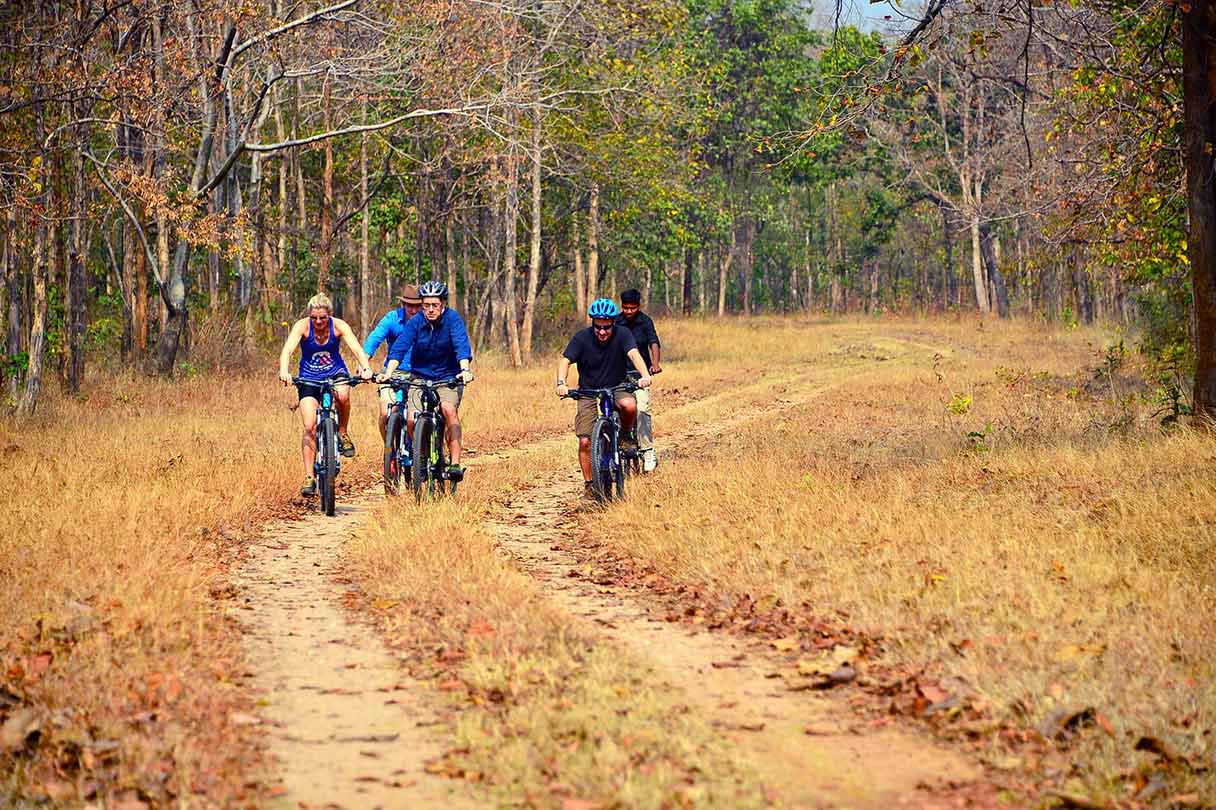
[{"left": 277, "top": 293, "right": 374, "bottom": 497}]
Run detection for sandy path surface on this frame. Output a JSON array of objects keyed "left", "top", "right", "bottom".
[{"left": 238, "top": 495, "right": 482, "bottom": 809}]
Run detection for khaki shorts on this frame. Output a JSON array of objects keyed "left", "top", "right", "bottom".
[
  {"left": 575, "top": 390, "right": 633, "bottom": 438},
  {"left": 407, "top": 378, "right": 463, "bottom": 412}
]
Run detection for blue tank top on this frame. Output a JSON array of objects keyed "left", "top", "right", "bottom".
[{"left": 298, "top": 318, "right": 349, "bottom": 381}]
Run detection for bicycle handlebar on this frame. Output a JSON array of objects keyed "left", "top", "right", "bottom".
[
  {"left": 290, "top": 375, "right": 370, "bottom": 387},
  {"left": 563, "top": 381, "right": 639, "bottom": 400}
]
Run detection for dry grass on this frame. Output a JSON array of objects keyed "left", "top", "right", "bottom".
[
  {"left": 0, "top": 367, "right": 383, "bottom": 804},
  {"left": 599, "top": 316, "right": 1215, "bottom": 804}
]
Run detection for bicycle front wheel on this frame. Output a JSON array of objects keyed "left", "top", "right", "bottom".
[
  {"left": 588, "top": 418, "right": 616, "bottom": 502},
  {"left": 411, "top": 415, "right": 433, "bottom": 502},
  {"left": 432, "top": 419, "right": 448, "bottom": 498},
  {"left": 383, "top": 410, "right": 405, "bottom": 496},
  {"left": 319, "top": 417, "right": 337, "bottom": 516}
]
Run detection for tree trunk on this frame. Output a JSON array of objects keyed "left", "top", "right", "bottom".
[
  {"left": 698, "top": 250, "right": 707, "bottom": 315},
  {"left": 682, "top": 248, "right": 693, "bottom": 315},
  {"left": 980, "top": 223, "right": 1009, "bottom": 318},
  {"left": 586, "top": 184, "right": 600, "bottom": 307},
  {"left": 573, "top": 215, "right": 586, "bottom": 316},
  {"left": 445, "top": 210, "right": 457, "bottom": 315},
  {"left": 969, "top": 211, "right": 990, "bottom": 314},
  {"left": 17, "top": 219, "right": 48, "bottom": 416},
  {"left": 5, "top": 208, "right": 20, "bottom": 399},
  {"left": 317, "top": 71, "right": 334, "bottom": 293},
  {"left": 521, "top": 117, "right": 542, "bottom": 360},
  {"left": 717, "top": 223, "right": 734, "bottom": 317},
  {"left": 359, "top": 104, "right": 370, "bottom": 333},
  {"left": 502, "top": 151, "right": 523, "bottom": 366},
  {"left": 740, "top": 217, "right": 754, "bottom": 316},
  {"left": 66, "top": 150, "right": 87, "bottom": 393}
]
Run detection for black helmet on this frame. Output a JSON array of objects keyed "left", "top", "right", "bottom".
[{"left": 419, "top": 280, "right": 448, "bottom": 299}]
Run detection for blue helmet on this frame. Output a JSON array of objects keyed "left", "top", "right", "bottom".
[{"left": 588, "top": 298, "right": 619, "bottom": 319}]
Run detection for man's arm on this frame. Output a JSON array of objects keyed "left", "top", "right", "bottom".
[
  {"left": 626, "top": 348, "right": 652, "bottom": 388},
  {"left": 362, "top": 312, "right": 393, "bottom": 360},
  {"left": 556, "top": 357, "right": 573, "bottom": 397},
  {"left": 649, "top": 343, "right": 661, "bottom": 373},
  {"left": 382, "top": 318, "right": 417, "bottom": 379}
]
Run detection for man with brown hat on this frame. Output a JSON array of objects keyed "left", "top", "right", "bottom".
[{"left": 363, "top": 284, "right": 422, "bottom": 440}]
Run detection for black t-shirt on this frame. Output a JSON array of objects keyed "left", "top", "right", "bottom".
[
  {"left": 617, "top": 312, "right": 660, "bottom": 369},
  {"left": 563, "top": 326, "right": 638, "bottom": 389}
]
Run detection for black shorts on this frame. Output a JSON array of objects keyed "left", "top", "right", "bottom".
[{"left": 296, "top": 381, "right": 326, "bottom": 402}]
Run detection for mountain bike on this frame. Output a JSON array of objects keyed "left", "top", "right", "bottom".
[
  {"left": 380, "top": 375, "right": 412, "bottom": 496},
  {"left": 292, "top": 375, "right": 366, "bottom": 516},
  {"left": 565, "top": 377, "right": 640, "bottom": 502},
  {"left": 409, "top": 377, "right": 464, "bottom": 502}
]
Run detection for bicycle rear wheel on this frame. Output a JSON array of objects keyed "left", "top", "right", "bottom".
[
  {"left": 411, "top": 415, "right": 433, "bottom": 502},
  {"left": 319, "top": 417, "right": 337, "bottom": 516},
  {"left": 589, "top": 418, "right": 615, "bottom": 502},
  {"left": 383, "top": 410, "right": 405, "bottom": 496}
]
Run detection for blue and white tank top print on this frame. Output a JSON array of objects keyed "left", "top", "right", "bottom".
[{"left": 298, "top": 318, "right": 349, "bottom": 381}]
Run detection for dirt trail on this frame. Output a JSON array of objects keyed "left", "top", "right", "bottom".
[
  {"left": 239, "top": 495, "right": 482, "bottom": 810},
  {"left": 488, "top": 344, "right": 984, "bottom": 809}
]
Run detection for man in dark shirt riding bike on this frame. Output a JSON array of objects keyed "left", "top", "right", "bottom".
[
  {"left": 556, "top": 298, "right": 652, "bottom": 499},
  {"left": 617, "top": 288, "right": 662, "bottom": 471}
]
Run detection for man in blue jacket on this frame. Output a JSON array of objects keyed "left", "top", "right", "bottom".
[
  {"left": 364, "top": 284, "right": 422, "bottom": 441},
  {"left": 380, "top": 280, "right": 474, "bottom": 480}
]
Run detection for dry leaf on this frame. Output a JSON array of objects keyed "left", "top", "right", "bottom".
[
  {"left": 771, "top": 637, "right": 799, "bottom": 652},
  {"left": 0, "top": 707, "right": 39, "bottom": 752}
]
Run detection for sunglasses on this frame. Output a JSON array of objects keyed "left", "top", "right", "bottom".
[
  {"left": 592, "top": 324, "right": 613, "bottom": 333},
  {"left": 309, "top": 315, "right": 328, "bottom": 322}
]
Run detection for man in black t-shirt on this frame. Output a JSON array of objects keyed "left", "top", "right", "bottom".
[
  {"left": 556, "top": 298, "right": 653, "bottom": 499},
  {"left": 617, "top": 288, "right": 661, "bottom": 471}
]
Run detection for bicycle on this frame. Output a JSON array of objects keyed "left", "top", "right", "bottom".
[
  {"left": 380, "top": 375, "right": 413, "bottom": 496},
  {"left": 408, "top": 376, "right": 465, "bottom": 502},
  {"left": 564, "top": 377, "right": 640, "bottom": 502},
  {"left": 292, "top": 375, "right": 366, "bottom": 516}
]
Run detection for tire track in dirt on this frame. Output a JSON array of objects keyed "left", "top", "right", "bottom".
[
  {"left": 488, "top": 354, "right": 985, "bottom": 809},
  {"left": 238, "top": 494, "right": 483, "bottom": 809}
]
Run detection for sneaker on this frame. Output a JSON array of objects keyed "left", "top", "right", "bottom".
[
  {"left": 583, "top": 481, "right": 597, "bottom": 500},
  {"left": 300, "top": 478, "right": 317, "bottom": 497},
  {"left": 446, "top": 464, "right": 465, "bottom": 482},
  {"left": 338, "top": 433, "right": 356, "bottom": 457},
  {"left": 620, "top": 431, "right": 638, "bottom": 452},
  {"left": 642, "top": 449, "right": 657, "bottom": 472}
]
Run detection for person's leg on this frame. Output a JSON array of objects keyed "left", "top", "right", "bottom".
[
  {"left": 336, "top": 384, "right": 351, "bottom": 435},
  {"left": 578, "top": 436, "right": 592, "bottom": 481},
  {"left": 617, "top": 394, "right": 638, "bottom": 433},
  {"left": 299, "top": 397, "right": 319, "bottom": 481},
  {"left": 574, "top": 399, "right": 596, "bottom": 491},
  {"left": 440, "top": 401, "right": 462, "bottom": 466},
  {"left": 377, "top": 385, "right": 393, "bottom": 440},
  {"left": 634, "top": 387, "right": 653, "bottom": 451}
]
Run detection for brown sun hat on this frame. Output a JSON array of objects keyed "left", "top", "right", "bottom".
[{"left": 397, "top": 284, "right": 422, "bottom": 305}]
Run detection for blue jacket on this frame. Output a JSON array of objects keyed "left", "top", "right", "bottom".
[
  {"left": 363, "top": 308, "right": 410, "bottom": 368},
  {"left": 387, "top": 308, "right": 473, "bottom": 380}
]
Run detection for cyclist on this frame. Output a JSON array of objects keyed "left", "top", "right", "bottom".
[
  {"left": 555, "top": 298, "right": 652, "bottom": 499},
  {"left": 379, "top": 280, "right": 474, "bottom": 481},
  {"left": 617, "top": 288, "right": 662, "bottom": 472},
  {"left": 277, "top": 293, "right": 374, "bottom": 497},
  {"left": 364, "top": 284, "right": 423, "bottom": 441}
]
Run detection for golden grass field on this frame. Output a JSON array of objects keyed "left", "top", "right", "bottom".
[{"left": 1, "top": 314, "right": 1213, "bottom": 807}]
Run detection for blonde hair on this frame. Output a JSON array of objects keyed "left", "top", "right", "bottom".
[{"left": 306, "top": 293, "right": 333, "bottom": 314}]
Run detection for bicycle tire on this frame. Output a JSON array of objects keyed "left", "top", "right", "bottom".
[
  {"left": 319, "top": 417, "right": 337, "bottom": 516},
  {"left": 588, "top": 418, "right": 615, "bottom": 502},
  {"left": 383, "top": 410, "right": 404, "bottom": 496},
  {"left": 432, "top": 418, "right": 448, "bottom": 498},
  {"left": 412, "top": 414, "right": 432, "bottom": 502}
]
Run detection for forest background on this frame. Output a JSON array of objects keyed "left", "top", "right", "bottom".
[{"left": 0, "top": 0, "right": 1207, "bottom": 421}]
